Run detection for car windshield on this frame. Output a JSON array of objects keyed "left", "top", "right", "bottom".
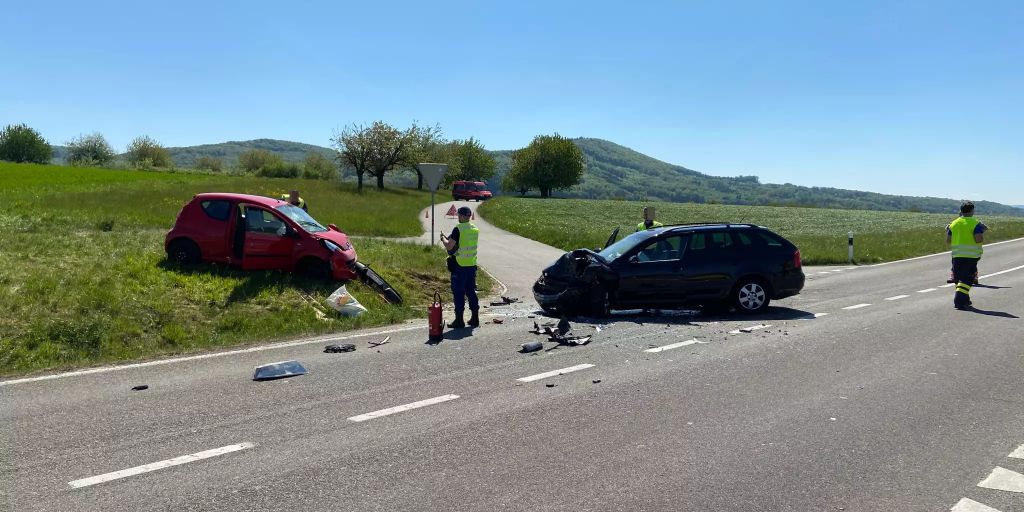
[
  {"left": 275, "top": 204, "right": 328, "bottom": 233},
  {"left": 471, "top": 184, "right": 485, "bottom": 191},
  {"left": 597, "top": 231, "right": 657, "bottom": 262}
]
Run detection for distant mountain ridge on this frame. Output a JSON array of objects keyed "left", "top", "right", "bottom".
[{"left": 51, "top": 137, "right": 1024, "bottom": 216}]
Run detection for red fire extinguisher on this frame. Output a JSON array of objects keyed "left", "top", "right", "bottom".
[{"left": 428, "top": 291, "right": 444, "bottom": 342}]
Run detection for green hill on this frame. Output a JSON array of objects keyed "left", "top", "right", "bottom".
[
  {"left": 490, "top": 138, "right": 1023, "bottom": 217},
  {"left": 166, "top": 138, "right": 334, "bottom": 168},
  {"left": 50, "top": 137, "right": 1022, "bottom": 216}
]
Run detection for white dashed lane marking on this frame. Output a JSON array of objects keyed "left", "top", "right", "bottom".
[
  {"left": 918, "top": 288, "right": 937, "bottom": 293},
  {"left": 951, "top": 498, "right": 1003, "bottom": 512},
  {"left": 728, "top": 324, "right": 772, "bottom": 335},
  {"left": 843, "top": 304, "right": 872, "bottom": 310},
  {"left": 1009, "top": 444, "right": 1024, "bottom": 459},
  {"left": 347, "top": 394, "right": 460, "bottom": 422},
  {"left": 516, "top": 364, "right": 595, "bottom": 383},
  {"left": 814, "top": 313, "right": 829, "bottom": 318},
  {"left": 885, "top": 295, "right": 909, "bottom": 301},
  {"left": 644, "top": 339, "right": 705, "bottom": 353},
  {"left": 68, "top": 442, "right": 255, "bottom": 489},
  {"left": 977, "top": 466, "right": 1024, "bottom": 493}
]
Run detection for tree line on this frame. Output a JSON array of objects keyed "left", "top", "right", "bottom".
[{"left": 1, "top": 121, "right": 588, "bottom": 195}]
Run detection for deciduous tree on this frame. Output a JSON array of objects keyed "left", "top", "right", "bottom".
[
  {"left": 0, "top": 124, "right": 52, "bottom": 164},
  {"left": 125, "top": 135, "right": 172, "bottom": 168},
  {"left": 507, "top": 134, "right": 585, "bottom": 197},
  {"left": 66, "top": 132, "right": 115, "bottom": 166}
]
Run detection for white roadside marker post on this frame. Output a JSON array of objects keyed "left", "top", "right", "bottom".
[{"left": 848, "top": 231, "right": 854, "bottom": 263}]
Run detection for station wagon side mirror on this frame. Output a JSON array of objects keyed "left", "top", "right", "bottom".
[
  {"left": 628, "top": 255, "right": 639, "bottom": 264},
  {"left": 328, "top": 224, "right": 338, "bottom": 231},
  {"left": 285, "top": 226, "right": 300, "bottom": 239}
]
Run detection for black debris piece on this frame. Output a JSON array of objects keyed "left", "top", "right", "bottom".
[
  {"left": 520, "top": 341, "right": 544, "bottom": 353},
  {"left": 545, "top": 383, "right": 556, "bottom": 388},
  {"left": 556, "top": 317, "right": 571, "bottom": 336},
  {"left": 253, "top": 360, "right": 308, "bottom": 381},
  {"left": 490, "top": 296, "right": 521, "bottom": 306},
  {"left": 131, "top": 385, "right": 149, "bottom": 391},
  {"left": 592, "top": 379, "right": 602, "bottom": 384},
  {"left": 324, "top": 343, "right": 356, "bottom": 353}
]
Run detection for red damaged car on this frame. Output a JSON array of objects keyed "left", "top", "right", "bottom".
[{"left": 165, "top": 193, "right": 360, "bottom": 281}]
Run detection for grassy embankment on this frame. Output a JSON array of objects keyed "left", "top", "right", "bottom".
[
  {"left": 0, "top": 162, "right": 480, "bottom": 376},
  {"left": 480, "top": 197, "right": 1024, "bottom": 265}
]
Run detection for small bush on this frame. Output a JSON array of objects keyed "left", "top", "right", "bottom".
[
  {"left": 126, "top": 135, "right": 172, "bottom": 168},
  {"left": 195, "top": 156, "right": 224, "bottom": 172},
  {"left": 238, "top": 149, "right": 282, "bottom": 173},
  {"left": 0, "top": 124, "right": 52, "bottom": 164},
  {"left": 303, "top": 152, "right": 336, "bottom": 180},
  {"left": 257, "top": 162, "right": 301, "bottom": 178},
  {"left": 65, "top": 132, "right": 115, "bottom": 166}
]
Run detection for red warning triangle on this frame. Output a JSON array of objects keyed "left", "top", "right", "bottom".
[{"left": 445, "top": 205, "right": 457, "bottom": 217}]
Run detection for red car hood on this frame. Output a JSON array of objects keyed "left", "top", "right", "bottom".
[{"left": 313, "top": 229, "right": 354, "bottom": 250}]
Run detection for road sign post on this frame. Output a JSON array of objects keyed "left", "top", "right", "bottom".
[{"left": 417, "top": 163, "right": 448, "bottom": 246}]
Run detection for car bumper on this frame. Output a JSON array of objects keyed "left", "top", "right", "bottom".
[
  {"left": 533, "top": 281, "right": 566, "bottom": 309},
  {"left": 772, "top": 272, "right": 805, "bottom": 299}
]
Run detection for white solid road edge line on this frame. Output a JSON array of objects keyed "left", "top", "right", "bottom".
[
  {"left": 517, "top": 364, "right": 595, "bottom": 383},
  {"left": 981, "top": 264, "right": 1024, "bottom": 280},
  {"left": 885, "top": 295, "right": 910, "bottom": 301},
  {"left": 843, "top": 303, "right": 872, "bottom": 310},
  {"left": 644, "top": 339, "right": 706, "bottom": 353},
  {"left": 0, "top": 325, "right": 425, "bottom": 388},
  {"left": 347, "top": 394, "right": 460, "bottom": 422},
  {"left": 977, "top": 466, "right": 1024, "bottom": 493},
  {"left": 870, "top": 236, "right": 1024, "bottom": 268},
  {"left": 951, "top": 497, "right": 1003, "bottom": 512},
  {"left": 68, "top": 442, "right": 255, "bottom": 489}
]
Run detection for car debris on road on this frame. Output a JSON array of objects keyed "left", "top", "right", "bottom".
[
  {"left": 490, "top": 296, "right": 521, "bottom": 306},
  {"left": 324, "top": 343, "right": 356, "bottom": 353},
  {"left": 368, "top": 336, "right": 390, "bottom": 348},
  {"left": 253, "top": 360, "right": 308, "bottom": 381}
]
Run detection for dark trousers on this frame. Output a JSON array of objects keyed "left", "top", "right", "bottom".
[
  {"left": 451, "top": 265, "right": 479, "bottom": 315},
  {"left": 952, "top": 257, "right": 979, "bottom": 306}
]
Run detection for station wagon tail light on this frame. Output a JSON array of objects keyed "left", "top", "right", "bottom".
[{"left": 793, "top": 248, "right": 802, "bottom": 268}]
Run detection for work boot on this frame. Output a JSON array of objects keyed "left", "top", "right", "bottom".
[
  {"left": 468, "top": 310, "right": 480, "bottom": 328},
  {"left": 448, "top": 313, "right": 466, "bottom": 329}
]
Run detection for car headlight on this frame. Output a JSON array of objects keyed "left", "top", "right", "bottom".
[
  {"left": 538, "top": 273, "right": 547, "bottom": 285},
  {"left": 322, "top": 240, "right": 341, "bottom": 253}
]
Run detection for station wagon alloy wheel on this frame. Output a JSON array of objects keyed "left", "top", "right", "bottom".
[{"left": 736, "top": 281, "right": 767, "bottom": 312}]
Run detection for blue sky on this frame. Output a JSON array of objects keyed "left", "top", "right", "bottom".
[{"left": 3, "top": 0, "right": 1022, "bottom": 204}]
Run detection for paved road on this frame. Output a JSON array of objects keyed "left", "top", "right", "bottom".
[{"left": 2, "top": 203, "right": 1023, "bottom": 512}]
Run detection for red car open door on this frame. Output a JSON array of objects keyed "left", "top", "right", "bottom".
[{"left": 239, "top": 205, "right": 297, "bottom": 271}]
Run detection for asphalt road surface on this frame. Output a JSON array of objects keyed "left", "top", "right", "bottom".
[{"left": 2, "top": 202, "right": 1023, "bottom": 512}]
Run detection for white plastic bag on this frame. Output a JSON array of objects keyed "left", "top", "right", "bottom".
[{"left": 325, "top": 285, "right": 368, "bottom": 317}]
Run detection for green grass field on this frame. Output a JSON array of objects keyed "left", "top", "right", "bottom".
[
  {"left": 479, "top": 197, "right": 1024, "bottom": 265},
  {"left": 0, "top": 162, "right": 481, "bottom": 376}
]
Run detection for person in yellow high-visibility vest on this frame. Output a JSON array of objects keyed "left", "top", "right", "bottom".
[
  {"left": 281, "top": 190, "right": 307, "bottom": 212},
  {"left": 440, "top": 206, "right": 480, "bottom": 329},
  {"left": 946, "top": 201, "right": 987, "bottom": 310},
  {"left": 636, "top": 206, "right": 664, "bottom": 232}
]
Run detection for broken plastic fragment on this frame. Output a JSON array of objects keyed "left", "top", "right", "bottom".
[
  {"left": 131, "top": 385, "right": 149, "bottom": 391},
  {"left": 253, "top": 360, "right": 308, "bottom": 381},
  {"left": 324, "top": 344, "right": 356, "bottom": 353},
  {"left": 368, "top": 336, "right": 390, "bottom": 347}
]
